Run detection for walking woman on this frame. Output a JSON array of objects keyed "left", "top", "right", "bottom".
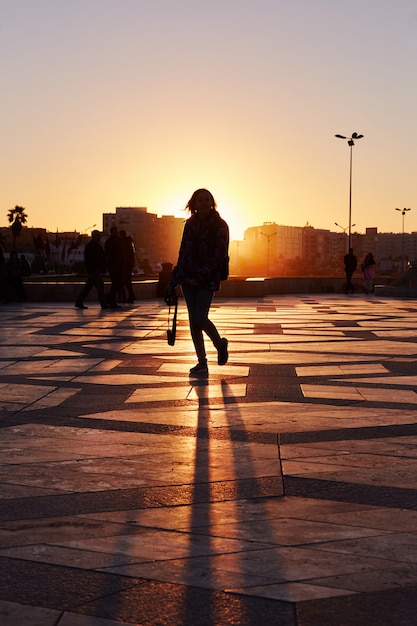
[
  {"left": 166, "top": 188, "right": 229, "bottom": 375},
  {"left": 362, "top": 252, "right": 376, "bottom": 294}
]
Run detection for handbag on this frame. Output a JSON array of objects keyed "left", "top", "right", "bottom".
[{"left": 167, "top": 299, "right": 178, "bottom": 346}]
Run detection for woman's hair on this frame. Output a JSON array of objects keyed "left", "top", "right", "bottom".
[{"left": 185, "top": 189, "right": 217, "bottom": 215}]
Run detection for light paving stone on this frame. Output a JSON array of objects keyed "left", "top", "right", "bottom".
[
  {"left": 300, "top": 384, "right": 417, "bottom": 403},
  {"left": 296, "top": 364, "right": 389, "bottom": 376}
]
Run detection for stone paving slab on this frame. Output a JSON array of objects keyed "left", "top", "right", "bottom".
[{"left": 1, "top": 295, "right": 417, "bottom": 625}]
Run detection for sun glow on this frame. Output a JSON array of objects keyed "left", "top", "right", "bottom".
[{"left": 153, "top": 184, "right": 246, "bottom": 241}]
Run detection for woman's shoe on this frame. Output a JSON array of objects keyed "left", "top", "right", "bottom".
[
  {"left": 217, "top": 338, "right": 228, "bottom": 365},
  {"left": 189, "top": 361, "right": 208, "bottom": 375}
]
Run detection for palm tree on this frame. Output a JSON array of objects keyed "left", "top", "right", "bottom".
[{"left": 7, "top": 205, "right": 28, "bottom": 250}]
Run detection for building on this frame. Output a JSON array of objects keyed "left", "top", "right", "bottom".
[{"left": 102, "top": 207, "right": 184, "bottom": 270}]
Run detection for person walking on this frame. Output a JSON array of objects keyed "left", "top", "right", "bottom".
[
  {"left": 20, "top": 254, "right": 32, "bottom": 277},
  {"left": 343, "top": 247, "right": 357, "bottom": 294},
  {"left": 165, "top": 188, "right": 229, "bottom": 375},
  {"left": 75, "top": 230, "right": 108, "bottom": 309},
  {"left": 119, "top": 229, "right": 136, "bottom": 303},
  {"left": 104, "top": 226, "right": 123, "bottom": 308},
  {"left": 6, "top": 250, "right": 27, "bottom": 301},
  {"left": 362, "top": 252, "right": 376, "bottom": 294},
  {"left": 0, "top": 246, "right": 9, "bottom": 303}
]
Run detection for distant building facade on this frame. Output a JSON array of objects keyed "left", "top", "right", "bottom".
[
  {"left": 3, "top": 210, "right": 417, "bottom": 279},
  {"left": 102, "top": 206, "right": 184, "bottom": 270}
]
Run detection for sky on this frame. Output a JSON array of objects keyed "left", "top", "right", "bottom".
[{"left": 1, "top": 0, "right": 417, "bottom": 240}]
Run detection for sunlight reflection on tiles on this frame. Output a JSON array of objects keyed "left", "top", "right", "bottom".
[
  {"left": 158, "top": 363, "right": 249, "bottom": 377},
  {"left": 282, "top": 330, "right": 345, "bottom": 336},
  {"left": 74, "top": 374, "right": 187, "bottom": 385},
  {"left": 126, "top": 387, "right": 191, "bottom": 402},
  {"left": 358, "top": 388, "right": 417, "bottom": 402},
  {"left": 336, "top": 376, "right": 417, "bottom": 386},
  {"left": 373, "top": 330, "right": 417, "bottom": 338},
  {"left": 301, "top": 384, "right": 417, "bottom": 403},
  {"left": 272, "top": 340, "right": 417, "bottom": 355},
  {"left": 301, "top": 385, "right": 362, "bottom": 400},
  {"left": 296, "top": 364, "right": 388, "bottom": 376},
  {"left": 231, "top": 352, "right": 382, "bottom": 365},
  {"left": 358, "top": 321, "right": 417, "bottom": 328},
  {"left": 233, "top": 334, "right": 353, "bottom": 343},
  {"left": 188, "top": 384, "right": 247, "bottom": 400},
  {"left": 80, "top": 408, "right": 201, "bottom": 425}
]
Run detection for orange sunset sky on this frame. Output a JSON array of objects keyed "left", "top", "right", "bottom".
[{"left": 2, "top": 0, "right": 417, "bottom": 240}]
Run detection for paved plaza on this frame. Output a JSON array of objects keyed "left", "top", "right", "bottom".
[{"left": 1, "top": 294, "right": 417, "bottom": 625}]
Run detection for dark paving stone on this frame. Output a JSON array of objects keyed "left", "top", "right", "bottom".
[
  {"left": 284, "top": 476, "right": 417, "bottom": 510},
  {"left": 77, "top": 580, "right": 296, "bottom": 626},
  {"left": 296, "top": 585, "right": 417, "bottom": 626},
  {"left": 0, "top": 556, "right": 144, "bottom": 610},
  {"left": 280, "top": 422, "right": 417, "bottom": 445}
]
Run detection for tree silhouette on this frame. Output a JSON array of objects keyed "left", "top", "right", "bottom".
[{"left": 7, "top": 205, "right": 28, "bottom": 250}]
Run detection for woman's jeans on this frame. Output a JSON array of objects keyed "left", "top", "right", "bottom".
[{"left": 182, "top": 286, "right": 222, "bottom": 363}]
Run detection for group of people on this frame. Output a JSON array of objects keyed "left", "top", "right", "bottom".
[
  {"left": 75, "top": 226, "right": 136, "bottom": 309},
  {"left": 5, "top": 187, "right": 379, "bottom": 376},
  {"left": 0, "top": 249, "right": 31, "bottom": 303},
  {"left": 344, "top": 248, "right": 376, "bottom": 294}
]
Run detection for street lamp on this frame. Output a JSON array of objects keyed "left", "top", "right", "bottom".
[
  {"left": 82, "top": 223, "right": 97, "bottom": 234},
  {"left": 335, "top": 222, "right": 356, "bottom": 234},
  {"left": 260, "top": 230, "right": 277, "bottom": 276},
  {"left": 335, "top": 132, "right": 364, "bottom": 250},
  {"left": 395, "top": 208, "right": 411, "bottom": 273}
]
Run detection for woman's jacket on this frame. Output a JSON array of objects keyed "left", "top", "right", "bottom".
[{"left": 170, "top": 209, "right": 229, "bottom": 292}]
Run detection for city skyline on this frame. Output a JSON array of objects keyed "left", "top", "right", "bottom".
[{"left": 2, "top": 1, "right": 417, "bottom": 240}]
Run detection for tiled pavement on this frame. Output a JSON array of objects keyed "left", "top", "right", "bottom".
[{"left": 1, "top": 294, "right": 417, "bottom": 625}]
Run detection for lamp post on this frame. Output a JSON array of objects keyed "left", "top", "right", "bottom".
[
  {"left": 82, "top": 223, "right": 97, "bottom": 234},
  {"left": 335, "top": 222, "right": 356, "bottom": 234},
  {"left": 395, "top": 208, "right": 411, "bottom": 272},
  {"left": 335, "top": 132, "right": 364, "bottom": 250},
  {"left": 260, "top": 230, "right": 277, "bottom": 276}
]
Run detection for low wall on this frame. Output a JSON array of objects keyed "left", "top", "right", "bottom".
[
  {"left": 219, "top": 277, "right": 348, "bottom": 297},
  {"left": 21, "top": 276, "right": 353, "bottom": 302},
  {"left": 24, "top": 280, "right": 159, "bottom": 302}
]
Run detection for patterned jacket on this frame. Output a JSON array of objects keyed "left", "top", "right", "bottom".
[{"left": 170, "top": 209, "right": 229, "bottom": 292}]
